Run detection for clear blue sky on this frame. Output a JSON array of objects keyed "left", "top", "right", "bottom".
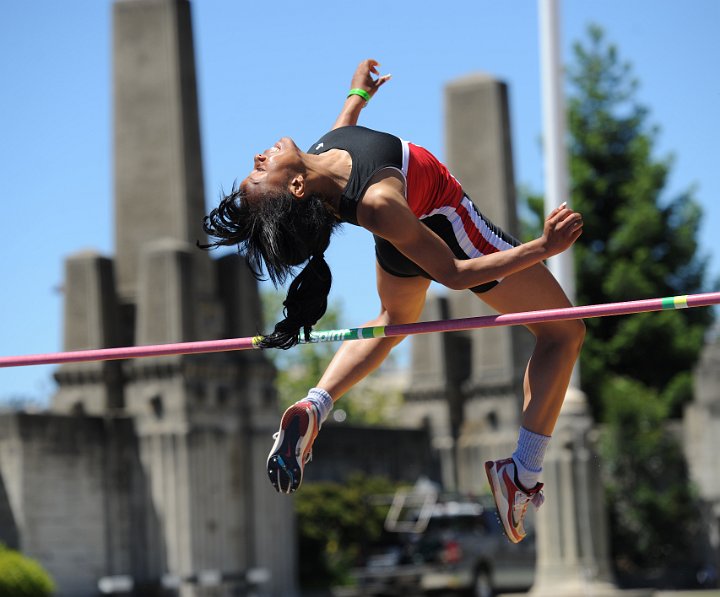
[{"left": 1, "top": 0, "right": 718, "bottom": 405}]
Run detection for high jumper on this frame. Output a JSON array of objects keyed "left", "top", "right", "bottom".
[{"left": 201, "top": 58, "right": 585, "bottom": 543}]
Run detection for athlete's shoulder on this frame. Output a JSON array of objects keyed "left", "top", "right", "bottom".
[{"left": 357, "top": 173, "right": 409, "bottom": 227}]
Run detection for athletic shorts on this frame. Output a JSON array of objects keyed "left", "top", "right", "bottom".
[{"left": 374, "top": 195, "right": 520, "bottom": 293}]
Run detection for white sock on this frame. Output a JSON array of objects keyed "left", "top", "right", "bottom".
[
  {"left": 511, "top": 426, "right": 551, "bottom": 490},
  {"left": 303, "top": 387, "right": 334, "bottom": 424}
]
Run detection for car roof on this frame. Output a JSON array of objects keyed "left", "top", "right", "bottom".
[{"left": 429, "top": 501, "right": 485, "bottom": 517}]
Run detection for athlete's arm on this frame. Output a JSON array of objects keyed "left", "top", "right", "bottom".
[
  {"left": 357, "top": 175, "right": 583, "bottom": 290},
  {"left": 332, "top": 59, "right": 391, "bottom": 130}
]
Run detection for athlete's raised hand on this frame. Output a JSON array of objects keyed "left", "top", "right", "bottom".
[
  {"left": 350, "top": 59, "right": 391, "bottom": 100},
  {"left": 333, "top": 59, "right": 391, "bottom": 129}
]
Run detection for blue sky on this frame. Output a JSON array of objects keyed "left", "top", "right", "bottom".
[{"left": 1, "top": 0, "right": 718, "bottom": 404}]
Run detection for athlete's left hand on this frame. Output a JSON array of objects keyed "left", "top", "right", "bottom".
[
  {"left": 540, "top": 203, "right": 584, "bottom": 257},
  {"left": 350, "top": 59, "right": 391, "bottom": 100}
]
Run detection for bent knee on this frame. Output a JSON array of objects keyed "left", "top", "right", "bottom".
[
  {"left": 534, "top": 318, "right": 585, "bottom": 353},
  {"left": 377, "top": 307, "right": 420, "bottom": 327}
]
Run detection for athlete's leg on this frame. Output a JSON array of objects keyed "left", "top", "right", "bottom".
[
  {"left": 479, "top": 262, "right": 585, "bottom": 435},
  {"left": 317, "top": 262, "right": 431, "bottom": 400},
  {"left": 267, "top": 263, "right": 429, "bottom": 493},
  {"left": 481, "top": 262, "right": 584, "bottom": 541}
]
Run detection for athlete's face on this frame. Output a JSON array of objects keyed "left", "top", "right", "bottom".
[{"left": 241, "top": 137, "right": 303, "bottom": 200}]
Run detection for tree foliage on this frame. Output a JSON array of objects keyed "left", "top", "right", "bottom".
[
  {"left": 521, "top": 25, "right": 715, "bottom": 584},
  {"left": 293, "top": 474, "right": 400, "bottom": 588},
  {"left": 600, "top": 377, "right": 705, "bottom": 582},
  {"left": 567, "top": 25, "right": 713, "bottom": 420}
]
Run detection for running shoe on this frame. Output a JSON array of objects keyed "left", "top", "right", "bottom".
[
  {"left": 267, "top": 401, "right": 320, "bottom": 494},
  {"left": 485, "top": 457, "right": 545, "bottom": 543}
]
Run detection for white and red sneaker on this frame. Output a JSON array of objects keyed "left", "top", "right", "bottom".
[
  {"left": 485, "top": 457, "right": 544, "bottom": 543},
  {"left": 267, "top": 401, "right": 320, "bottom": 494}
]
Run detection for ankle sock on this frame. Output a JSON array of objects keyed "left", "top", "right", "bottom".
[
  {"left": 511, "top": 426, "right": 551, "bottom": 489},
  {"left": 303, "top": 387, "right": 334, "bottom": 424}
]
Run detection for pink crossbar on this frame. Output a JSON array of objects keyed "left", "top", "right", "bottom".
[{"left": 1, "top": 292, "right": 719, "bottom": 368}]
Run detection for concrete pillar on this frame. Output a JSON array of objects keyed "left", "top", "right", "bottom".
[
  {"left": 405, "top": 294, "right": 457, "bottom": 488},
  {"left": 46, "top": 2, "right": 299, "bottom": 594},
  {"left": 444, "top": 74, "right": 531, "bottom": 395},
  {"left": 113, "top": 0, "right": 210, "bottom": 302},
  {"left": 684, "top": 337, "right": 720, "bottom": 499},
  {"left": 53, "top": 251, "right": 124, "bottom": 415},
  {"left": 684, "top": 336, "right": 720, "bottom": 573},
  {"left": 530, "top": 389, "right": 650, "bottom": 597},
  {"left": 135, "top": 239, "right": 195, "bottom": 346},
  {"left": 216, "top": 253, "right": 265, "bottom": 338}
]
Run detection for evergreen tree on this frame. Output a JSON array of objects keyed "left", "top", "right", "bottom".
[
  {"left": 565, "top": 25, "right": 714, "bottom": 584},
  {"left": 519, "top": 25, "right": 715, "bottom": 584},
  {"left": 567, "top": 25, "right": 714, "bottom": 420}
]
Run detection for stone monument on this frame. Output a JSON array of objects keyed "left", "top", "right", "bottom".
[
  {"left": 404, "top": 74, "right": 534, "bottom": 493},
  {"left": 404, "top": 72, "right": 650, "bottom": 597},
  {"left": 0, "top": 1, "right": 296, "bottom": 595}
]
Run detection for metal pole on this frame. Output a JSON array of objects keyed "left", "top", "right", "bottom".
[
  {"left": 539, "top": 0, "right": 581, "bottom": 387},
  {"left": 539, "top": 0, "right": 574, "bottom": 300}
]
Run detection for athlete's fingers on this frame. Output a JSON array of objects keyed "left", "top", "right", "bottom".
[
  {"left": 546, "top": 202, "right": 568, "bottom": 222},
  {"left": 548, "top": 208, "right": 572, "bottom": 226},
  {"left": 556, "top": 211, "right": 582, "bottom": 230}
]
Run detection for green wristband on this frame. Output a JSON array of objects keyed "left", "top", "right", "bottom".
[{"left": 347, "top": 88, "right": 371, "bottom": 102}]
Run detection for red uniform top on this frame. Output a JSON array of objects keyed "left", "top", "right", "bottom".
[{"left": 405, "top": 143, "right": 465, "bottom": 218}]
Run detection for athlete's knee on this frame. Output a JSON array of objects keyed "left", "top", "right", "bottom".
[
  {"left": 378, "top": 293, "right": 426, "bottom": 325},
  {"left": 376, "top": 305, "right": 419, "bottom": 327},
  {"left": 535, "top": 318, "right": 585, "bottom": 354},
  {"left": 567, "top": 318, "right": 586, "bottom": 353}
]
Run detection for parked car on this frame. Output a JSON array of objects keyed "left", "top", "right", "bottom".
[{"left": 354, "top": 488, "right": 536, "bottom": 597}]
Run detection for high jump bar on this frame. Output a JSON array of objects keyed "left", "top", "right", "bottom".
[{"left": 1, "top": 292, "right": 719, "bottom": 369}]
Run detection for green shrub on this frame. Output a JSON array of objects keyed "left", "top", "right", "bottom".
[
  {"left": 0, "top": 544, "right": 55, "bottom": 597},
  {"left": 294, "top": 474, "right": 400, "bottom": 588}
]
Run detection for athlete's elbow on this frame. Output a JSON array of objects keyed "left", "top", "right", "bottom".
[
  {"left": 439, "top": 262, "right": 495, "bottom": 291},
  {"left": 437, "top": 265, "right": 467, "bottom": 291}
]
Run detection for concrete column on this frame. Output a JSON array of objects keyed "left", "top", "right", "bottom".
[
  {"left": 135, "top": 239, "right": 195, "bottom": 346},
  {"left": 444, "top": 75, "right": 526, "bottom": 394},
  {"left": 113, "top": 0, "right": 210, "bottom": 302},
  {"left": 530, "top": 389, "right": 650, "bottom": 597},
  {"left": 684, "top": 336, "right": 720, "bottom": 572},
  {"left": 404, "top": 294, "right": 457, "bottom": 488},
  {"left": 53, "top": 251, "right": 123, "bottom": 414}
]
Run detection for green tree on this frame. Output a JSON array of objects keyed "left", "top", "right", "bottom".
[
  {"left": 600, "top": 377, "right": 705, "bottom": 581},
  {"left": 293, "top": 474, "right": 400, "bottom": 588},
  {"left": 0, "top": 544, "right": 55, "bottom": 597},
  {"left": 521, "top": 25, "right": 715, "bottom": 584},
  {"left": 567, "top": 25, "right": 713, "bottom": 420}
]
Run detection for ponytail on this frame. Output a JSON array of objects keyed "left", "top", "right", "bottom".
[
  {"left": 201, "top": 184, "right": 339, "bottom": 349},
  {"left": 259, "top": 254, "right": 333, "bottom": 349}
]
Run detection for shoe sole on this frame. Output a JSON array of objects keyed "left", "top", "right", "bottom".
[
  {"left": 485, "top": 461, "right": 522, "bottom": 544},
  {"left": 267, "top": 404, "right": 318, "bottom": 494}
]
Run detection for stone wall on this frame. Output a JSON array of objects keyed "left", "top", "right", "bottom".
[{"left": 0, "top": 413, "right": 144, "bottom": 597}]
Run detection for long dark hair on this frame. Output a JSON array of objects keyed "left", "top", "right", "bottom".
[{"left": 200, "top": 184, "right": 340, "bottom": 349}]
